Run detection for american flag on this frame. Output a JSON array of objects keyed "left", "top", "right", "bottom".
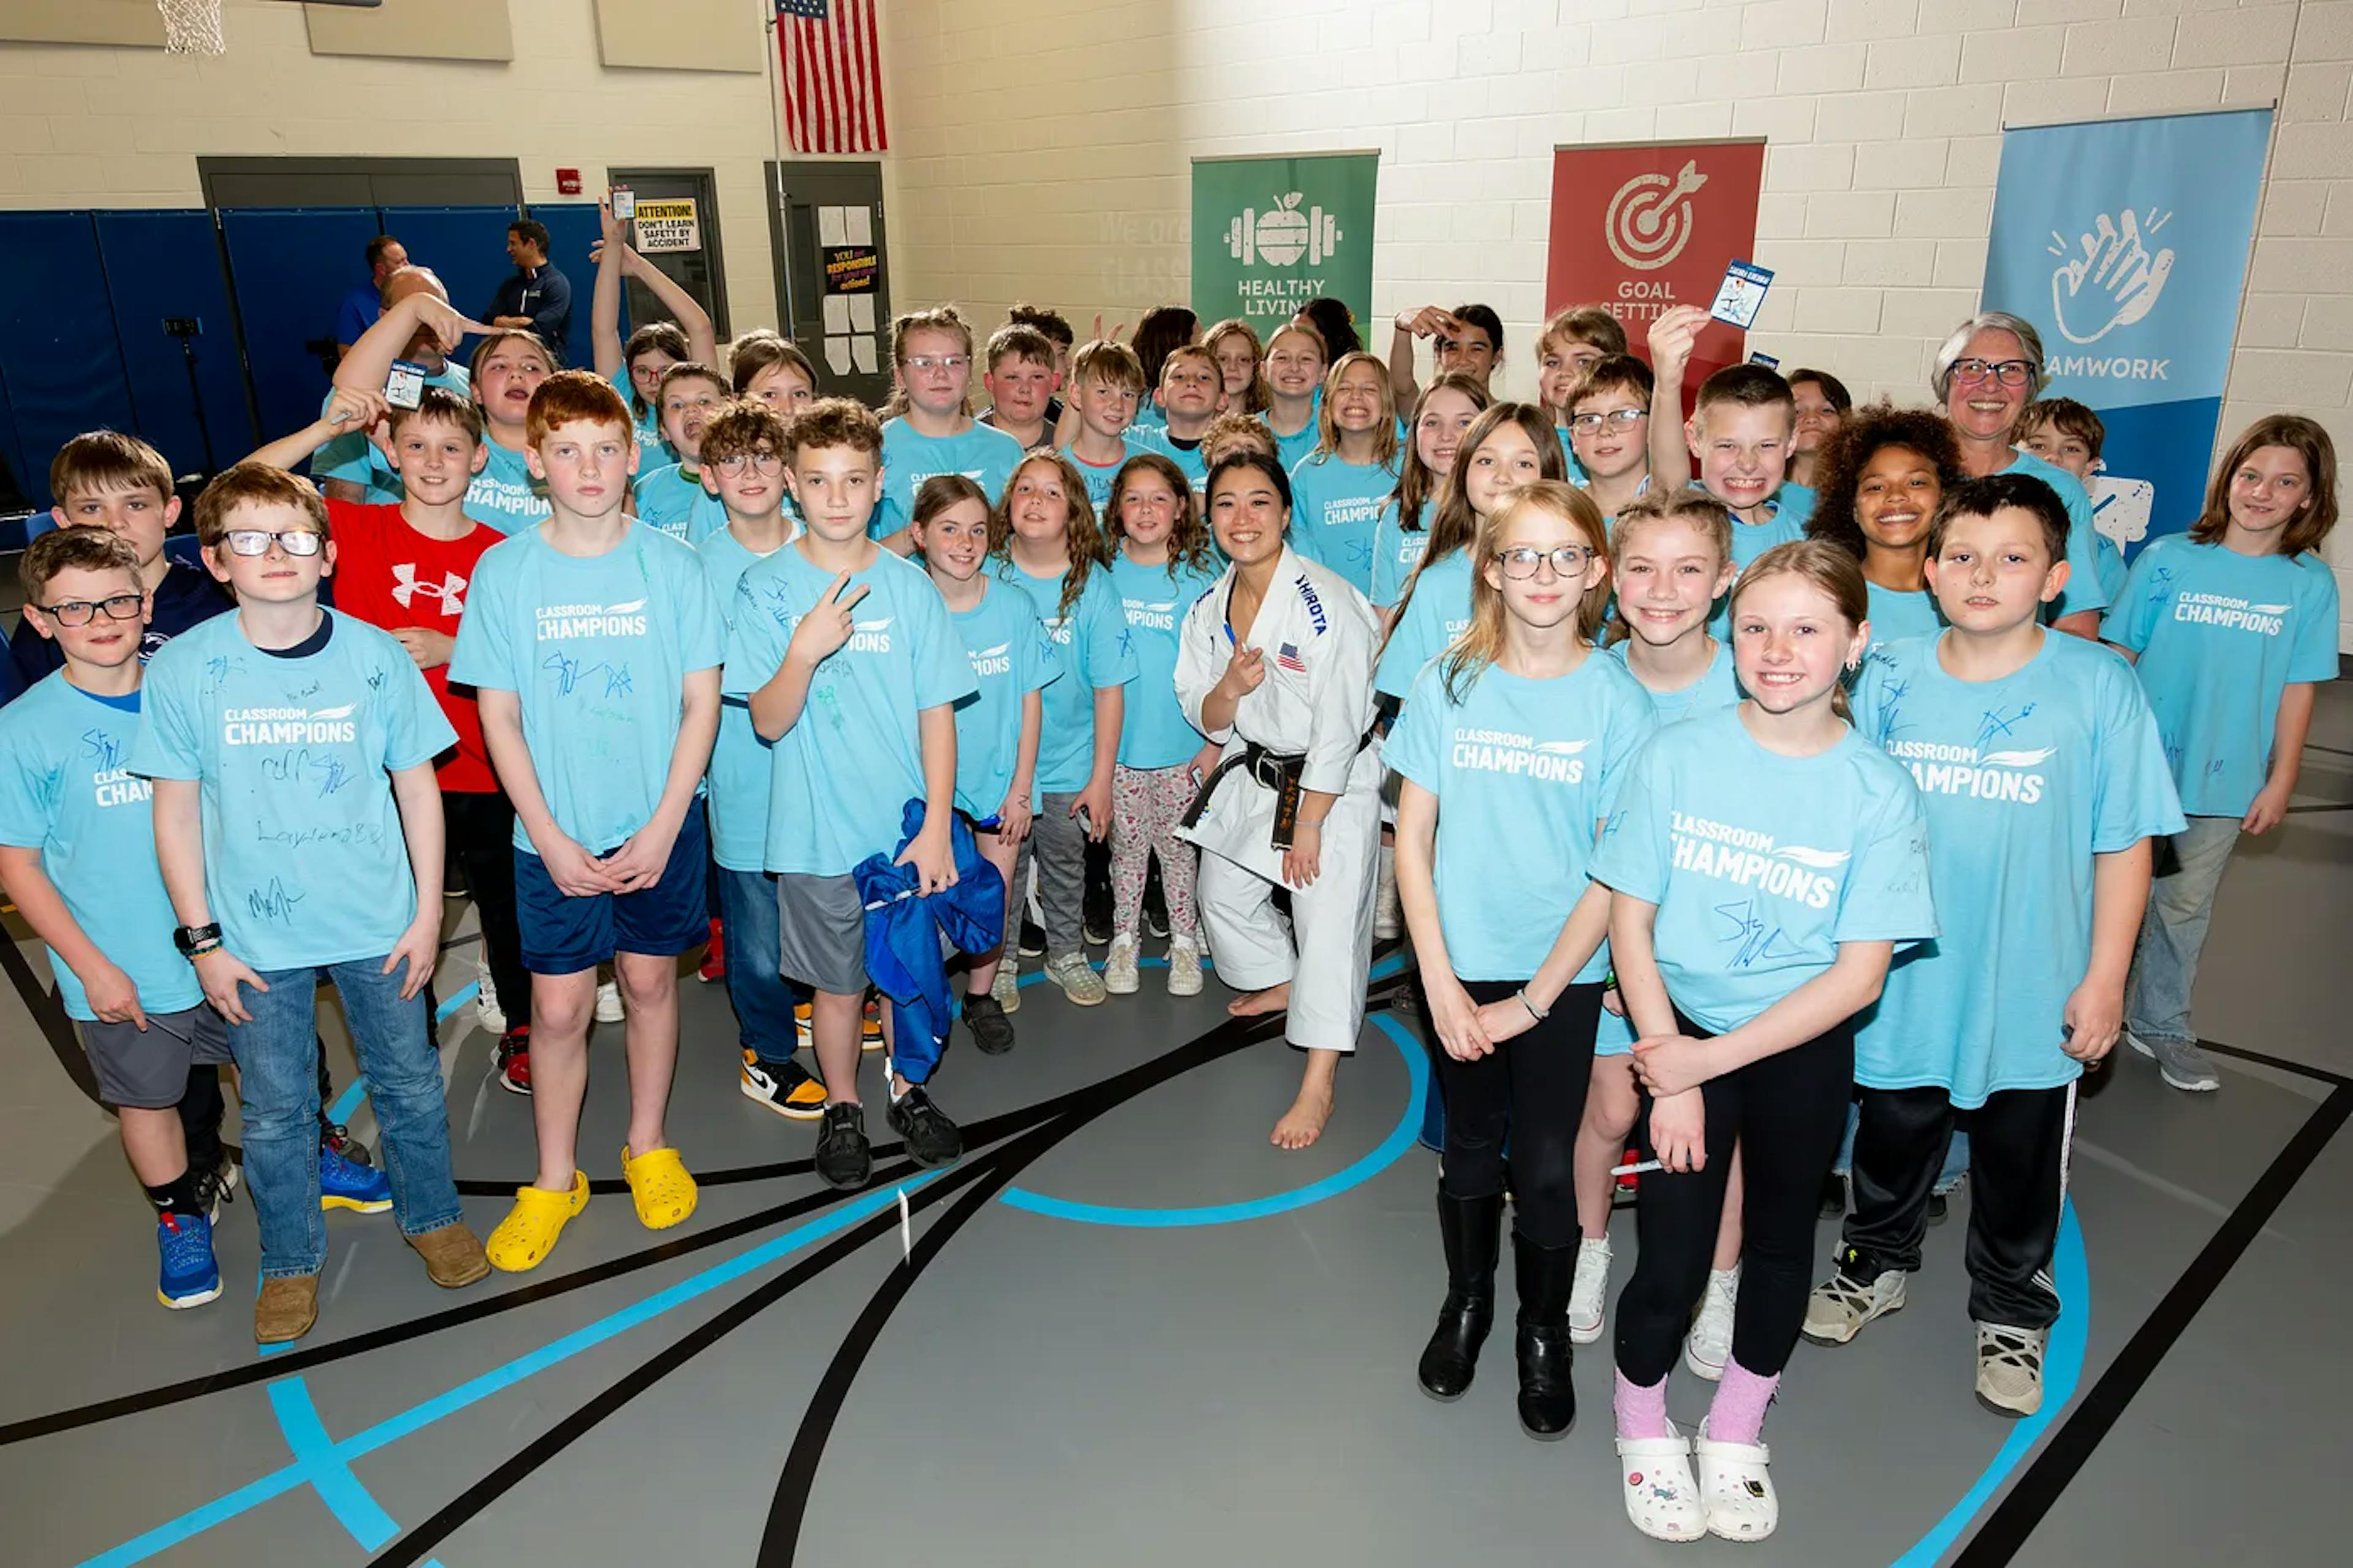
[
  {"left": 776, "top": 0, "right": 887, "bottom": 154},
  {"left": 1276, "top": 642, "right": 1307, "bottom": 673}
]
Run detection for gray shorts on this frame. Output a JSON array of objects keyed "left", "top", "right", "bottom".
[
  {"left": 776, "top": 871, "right": 867, "bottom": 996},
  {"left": 80, "top": 1004, "right": 232, "bottom": 1110}
]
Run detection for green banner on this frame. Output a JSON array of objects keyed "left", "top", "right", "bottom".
[{"left": 1191, "top": 153, "right": 1379, "bottom": 335}]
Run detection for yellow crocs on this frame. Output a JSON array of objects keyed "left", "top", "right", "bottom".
[
  {"left": 622, "top": 1145, "right": 698, "bottom": 1231},
  {"left": 485, "top": 1172, "right": 589, "bottom": 1273}
]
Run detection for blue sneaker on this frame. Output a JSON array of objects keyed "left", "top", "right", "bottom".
[
  {"left": 320, "top": 1144, "right": 393, "bottom": 1213},
  {"left": 156, "top": 1211, "right": 222, "bottom": 1309}
]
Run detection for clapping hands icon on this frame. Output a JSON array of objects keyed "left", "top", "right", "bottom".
[{"left": 2048, "top": 210, "right": 2176, "bottom": 346}]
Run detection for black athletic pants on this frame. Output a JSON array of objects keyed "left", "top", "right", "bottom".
[
  {"left": 1433, "top": 980, "right": 1604, "bottom": 1249},
  {"left": 445, "top": 787, "right": 531, "bottom": 1033},
  {"left": 1841, "top": 1083, "right": 2069, "bottom": 1330},
  {"left": 1615, "top": 1010, "right": 1854, "bottom": 1385}
]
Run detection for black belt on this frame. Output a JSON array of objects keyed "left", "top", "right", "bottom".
[{"left": 1180, "top": 730, "right": 1375, "bottom": 851}]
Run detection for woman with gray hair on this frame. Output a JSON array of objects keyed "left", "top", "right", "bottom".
[{"left": 1931, "top": 312, "right": 2109, "bottom": 637}]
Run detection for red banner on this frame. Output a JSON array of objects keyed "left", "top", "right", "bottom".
[{"left": 1546, "top": 141, "right": 1766, "bottom": 400}]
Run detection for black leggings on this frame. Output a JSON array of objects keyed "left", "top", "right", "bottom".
[
  {"left": 1613, "top": 1009, "right": 1855, "bottom": 1385},
  {"left": 1434, "top": 980, "right": 1604, "bottom": 1249},
  {"left": 446, "top": 787, "right": 532, "bottom": 1032}
]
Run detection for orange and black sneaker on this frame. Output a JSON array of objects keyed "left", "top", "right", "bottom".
[
  {"left": 740, "top": 1051, "right": 827, "bottom": 1120},
  {"left": 862, "top": 993, "right": 885, "bottom": 1053}
]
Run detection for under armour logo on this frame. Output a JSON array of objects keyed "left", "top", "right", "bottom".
[{"left": 392, "top": 562, "right": 466, "bottom": 613}]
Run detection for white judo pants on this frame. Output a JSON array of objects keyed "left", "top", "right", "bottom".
[{"left": 1193, "top": 791, "right": 1379, "bottom": 1055}]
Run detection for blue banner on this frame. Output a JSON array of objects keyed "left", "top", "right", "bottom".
[{"left": 1983, "top": 108, "right": 2272, "bottom": 559}]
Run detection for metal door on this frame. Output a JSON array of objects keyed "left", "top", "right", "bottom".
[
  {"left": 607, "top": 167, "right": 730, "bottom": 341},
  {"left": 765, "top": 160, "right": 889, "bottom": 406}
]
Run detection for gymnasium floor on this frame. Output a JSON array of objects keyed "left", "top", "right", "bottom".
[{"left": 1, "top": 687, "right": 2347, "bottom": 1568}]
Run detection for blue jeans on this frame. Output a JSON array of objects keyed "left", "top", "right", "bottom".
[
  {"left": 1835, "top": 1103, "right": 1969, "bottom": 1192},
  {"left": 2124, "top": 814, "right": 2242, "bottom": 1048},
  {"left": 719, "top": 866, "right": 803, "bottom": 1064},
  {"left": 229, "top": 956, "right": 462, "bottom": 1279}
]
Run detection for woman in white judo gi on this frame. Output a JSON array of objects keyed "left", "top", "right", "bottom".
[{"left": 1176, "top": 451, "right": 1384, "bottom": 1149}]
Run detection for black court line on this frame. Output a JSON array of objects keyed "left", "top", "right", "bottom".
[
  {"left": 2284, "top": 800, "right": 2353, "bottom": 815},
  {"left": 1953, "top": 1059, "right": 2352, "bottom": 1566},
  {"left": 1, "top": 931, "right": 100, "bottom": 1102}
]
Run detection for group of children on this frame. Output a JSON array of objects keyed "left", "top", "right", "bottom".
[{"left": 0, "top": 268, "right": 2338, "bottom": 1545}]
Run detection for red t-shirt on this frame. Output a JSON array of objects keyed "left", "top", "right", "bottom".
[{"left": 327, "top": 501, "right": 504, "bottom": 794}]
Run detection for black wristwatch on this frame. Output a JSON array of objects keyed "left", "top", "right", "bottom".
[{"left": 173, "top": 922, "right": 222, "bottom": 956}]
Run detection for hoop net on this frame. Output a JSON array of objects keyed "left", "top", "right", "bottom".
[{"left": 159, "top": 0, "right": 225, "bottom": 56}]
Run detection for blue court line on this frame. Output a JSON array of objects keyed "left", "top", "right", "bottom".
[
  {"left": 83, "top": 1178, "right": 926, "bottom": 1567},
  {"left": 999, "top": 1006, "right": 1426, "bottom": 1227},
  {"left": 267, "top": 1379, "right": 406, "bottom": 1553},
  {"left": 324, "top": 982, "right": 480, "bottom": 1127},
  {"left": 1889, "top": 1197, "right": 2090, "bottom": 1567}
]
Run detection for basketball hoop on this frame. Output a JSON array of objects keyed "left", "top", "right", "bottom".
[{"left": 159, "top": 0, "right": 225, "bottom": 56}]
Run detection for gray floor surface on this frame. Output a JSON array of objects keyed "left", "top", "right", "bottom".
[{"left": 1, "top": 685, "right": 2347, "bottom": 1567}]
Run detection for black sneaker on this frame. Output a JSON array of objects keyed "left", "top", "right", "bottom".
[
  {"left": 319, "top": 1118, "right": 373, "bottom": 1167},
  {"left": 964, "top": 993, "right": 1015, "bottom": 1056},
  {"left": 887, "top": 1086, "right": 963, "bottom": 1168},
  {"left": 1083, "top": 911, "right": 1112, "bottom": 947},
  {"left": 1927, "top": 1190, "right": 1950, "bottom": 1226},
  {"left": 1018, "top": 915, "right": 1047, "bottom": 957},
  {"left": 1819, "top": 1169, "right": 1847, "bottom": 1220},
  {"left": 814, "top": 1102, "right": 872, "bottom": 1191},
  {"left": 1143, "top": 862, "right": 1170, "bottom": 940}
]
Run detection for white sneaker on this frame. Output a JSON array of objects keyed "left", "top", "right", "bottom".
[
  {"left": 1684, "top": 1264, "right": 1740, "bottom": 1380},
  {"left": 1104, "top": 936, "right": 1140, "bottom": 995},
  {"left": 1044, "top": 952, "right": 1106, "bottom": 1006},
  {"left": 1373, "top": 842, "right": 1401, "bottom": 939},
  {"left": 473, "top": 950, "right": 506, "bottom": 1036},
  {"left": 1802, "top": 1263, "right": 1906, "bottom": 1345},
  {"left": 991, "top": 964, "right": 1021, "bottom": 1015},
  {"left": 1974, "top": 1321, "right": 2048, "bottom": 1417},
  {"left": 1617, "top": 1430, "right": 1705, "bottom": 1543},
  {"left": 1569, "top": 1237, "right": 1612, "bottom": 1344},
  {"left": 594, "top": 979, "right": 624, "bottom": 1024},
  {"left": 1694, "top": 1418, "right": 1776, "bottom": 1542},
  {"left": 1166, "top": 941, "right": 1203, "bottom": 997}
]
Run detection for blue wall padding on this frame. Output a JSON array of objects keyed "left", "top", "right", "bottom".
[
  {"left": 220, "top": 206, "right": 385, "bottom": 445},
  {"left": 381, "top": 205, "right": 524, "bottom": 353},
  {"left": 94, "top": 209, "right": 260, "bottom": 482},
  {"left": 531, "top": 203, "right": 608, "bottom": 371},
  {"left": 0, "top": 213, "right": 136, "bottom": 510}
]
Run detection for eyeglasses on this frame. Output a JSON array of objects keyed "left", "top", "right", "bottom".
[
  {"left": 1569, "top": 409, "right": 1648, "bottom": 434},
  {"left": 222, "top": 529, "right": 324, "bottom": 557},
  {"left": 1950, "top": 357, "right": 2036, "bottom": 388},
  {"left": 713, "top": 452, "right": 784, "bottom": 477},
  {"left": 1495, "top": 545, "right": 1596, "bottom": 579},
  {"left": 903, "top": 355, "right": 970, "bottom": 373},
  {"left": 36, "top": 592, "right": 142, "bottom": 627}
]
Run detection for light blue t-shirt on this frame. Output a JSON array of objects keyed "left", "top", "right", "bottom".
[
  {"left": 1590, "top": 705, "right": 1938, "bottom": 1034},
  {"left": 993, "top": 561, "right": 1139, "bottom": 795},
  {"left": 1865, "top": 581, "right": 1944, "bottom": 648},
  {"left": 1062, "top": 441, "right": 1135, "bottom": 517},
  {"left": 311, "top": 365, "right": 472, "bottom": 502},
  {"left": 697, "top": 524, "right": 792, "bottom": 873},
  {"left": 1852, "top": 631, "right": 2184, "bottom": 1105},
  {"left": 877, "top": 417, "right": 1026, "bottom": 541},
  {"left": 1555, "top": 426, "right": 1590, "bottom": 485},
  {"left": 1288, "top": 453, "right": 1399, "bottom": 597},
  {"left": 1126, "top": 424, "right": 1210, "bottom": 494},
  {"left": 1706, "top": 483, "right": 1814, "bottom": 638},
  {"left": 1368, "top": 498, "right": 1429, "bottom": 609},
  {"left": 2094, "top": 532, "right": 2128, "bottom": 605},
  {"left": 1387, "top": 654, "right": 1655, "bottom": 982},
  {"left": 129, "top": 612, "right": 456, "bottom": 972},
  {"left": 1270, "top": 418, "right": 1319, "bottom": 479},
  {"left": 0, "top": 678, "right": 203, "bottom": 1019},
  {"left": 2002, "top": 447, "right": 2110, "bottom": 623},
  {"left": 1110, "top": 551, "right": 1220, "bottom": 770},
  {"left": 721, "top": 545, "right": 975, "bottom": 876},
  {"left": 635, "top": 463, "right": 718, "bottom": 543},
  {"left": 449, "top": 522, "right": 726, "bottom": 855},
  {"left": 2100, "top": 534, "right": 2340, "bottom": 817},
  {"left": 948, "top": 577, "right": 1059, "bottom": 820},
  {"left": 446, "top": 439, "right": 551, "bottom": 534},
  {"left": 607, "top": 367, "right": 675, "bottom": 467},
  {"left": 1374, "top": 550, "right": 1475, "bottom": 700},
  {"left": 1594, "top": 636, "right": 1746, "bottom": 1054}
]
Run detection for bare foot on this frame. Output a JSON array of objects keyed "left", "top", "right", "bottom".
[
  {"left": 1229, "top": 982, "right": 1291, "bottom": 1018},
  {"left": 1271, "top": 1080, "right": 1335, "bottom": 1150}
]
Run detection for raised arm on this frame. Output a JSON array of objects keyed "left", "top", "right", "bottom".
[
  {"left": 1646, "top": 305, "right": 1706, "bottom": 491},
  {"left": 241, "top": 387, "right": 390, "bottom": 471}
]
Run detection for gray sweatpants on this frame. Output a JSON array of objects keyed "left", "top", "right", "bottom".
[{"left": 1033, "top": 790, "right": 1093, "bottom": 961}]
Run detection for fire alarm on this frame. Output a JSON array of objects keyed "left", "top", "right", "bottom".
[{"left": 556, "top": 169, "right": 583, "bottom": 196}]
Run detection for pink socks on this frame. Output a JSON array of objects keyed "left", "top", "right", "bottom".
[
  {"left": 1707, "top": 1357, "right": 1780, "bottom": 1446},
  {"left": 1613, "top": 1368, "right": 1670, "bottom": 1440}
]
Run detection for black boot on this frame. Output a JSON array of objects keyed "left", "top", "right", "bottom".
[
  {"left": 1512, "top": 1232, "right": 1578, "bottom": 1439},
  {"left": 1417, "top": 1190, "right": 1502, "bottom": 1400}
]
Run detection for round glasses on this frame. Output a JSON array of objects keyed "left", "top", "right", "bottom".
[{"left": 1495, "top": 545, "right": 1596, "bottom": 579}]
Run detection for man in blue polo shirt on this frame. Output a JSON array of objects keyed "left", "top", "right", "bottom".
[
  {"left": 485, "top": 219, "right": 572, "bottom": 361},
  {"left": 334, "top": 235, "right": 407, "bottom": 362}
]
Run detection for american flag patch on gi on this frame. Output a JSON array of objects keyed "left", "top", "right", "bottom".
[{"left": 1276, "top": 642, "right": 1306, "bottom": 673}]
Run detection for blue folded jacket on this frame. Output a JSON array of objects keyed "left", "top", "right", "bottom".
[{"left": 852, "top": 801, "right": 1006, "bottom": 1086}]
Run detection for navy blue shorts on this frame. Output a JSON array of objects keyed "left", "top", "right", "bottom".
[{"left": 515, "top": 808, "right": 711, "bottom": 974}]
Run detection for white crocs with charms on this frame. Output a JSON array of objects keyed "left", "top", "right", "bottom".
[
  {"left": 1694, "top": 1418, "right": 1778, "bottom": 1542},
  {"left": 1617, "top": 1430, "right": 1705, "bottom": 1542}
]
